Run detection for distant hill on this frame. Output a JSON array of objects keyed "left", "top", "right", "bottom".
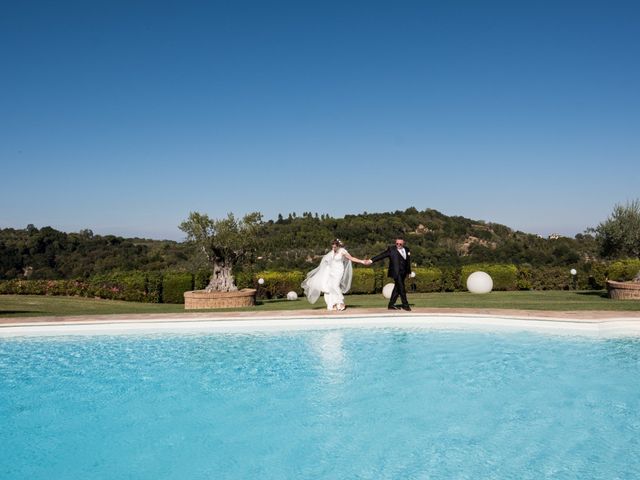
[
  {"left": 257, "top": 207, "right": 597, "bottom": 269},
  {"left": 0, "top": 208, "right": 598, "bottom": 279}
]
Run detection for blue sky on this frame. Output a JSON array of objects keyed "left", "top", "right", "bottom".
[{"left": 2, "top": 0, "right": 638, "bottom": 240}]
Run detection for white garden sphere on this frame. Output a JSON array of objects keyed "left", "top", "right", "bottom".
[
  {"left": 257, "top": 278, "right": 265, "bottom": 285},
  {"left": 410, "top": 271, "right": 416, "bottom": 278},
  {"left": 570, "top": 268, "right": 577, "bottom": 276},
  {"left": 466, "top": 271, "right": 493, "bottom": 294},
  {"left": 286, "top": 291, "right": 298, "bottom": 301},
  {"left": 382, "top": 283, "right": 396, "bottom": 299}
]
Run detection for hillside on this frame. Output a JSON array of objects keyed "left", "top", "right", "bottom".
[{"left": 0, "top": 208, "right": 597, "bottom": 279}]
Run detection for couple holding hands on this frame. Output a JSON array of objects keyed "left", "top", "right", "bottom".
[{"left": 301, "top": 237, "right": 412, "bottom": 312}]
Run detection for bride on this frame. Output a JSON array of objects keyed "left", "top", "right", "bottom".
[{"left": 301, "top": 239, "right": 367, "bottom": 311}]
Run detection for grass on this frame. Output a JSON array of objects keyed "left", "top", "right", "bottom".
[{"left": 1, "top": 290, "right": 640, "bottom": 318}]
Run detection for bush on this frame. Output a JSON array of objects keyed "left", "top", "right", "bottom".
[
  {"left": 607, "top": 259, "right": 640, "bottom": 282},
  {"left": 145, "top": 272, "right": 163, "bottom": 303},
  {"left": 233, "top": 270, "right": 254, "bottom": 290},
  {"left": 410, "top": 267, "right": 442, "bottom": 292},
  {"left": 441, "top": 267, "right": 462, "bottom": 292},
  {"left": 516, "top": 265, "right": 533, "bottom": 290},
  {"left": 462, "top": 264, "right": 518, "bottom": 291},
  {"left": 350, "top": 268, "right": 377, "bottom": 294},
  {"left": 88, "top": 272, "right": 149, "bottom": 302},
  {"left": 578, "top": 262, "right": 607, "bottom": 290},
  {"left": 194, "top": 269, "right": 211, "bottom": 290},
  {"left": 526, "top": 266, "right": 573, "bottom": 290},
  {"left": 255, "top": 270, "right": 305, "bottom": 299},
  {"left": 162, "top": 272, "right": 193, "bottom": 304}
]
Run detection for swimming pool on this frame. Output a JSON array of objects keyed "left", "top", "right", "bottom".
[{"left": 1, "top": 323, "right": 639, "bottom": 479}]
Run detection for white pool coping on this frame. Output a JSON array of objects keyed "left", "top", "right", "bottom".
[{"left": 1, "top": 312, "right": 640, "bottom": 338}]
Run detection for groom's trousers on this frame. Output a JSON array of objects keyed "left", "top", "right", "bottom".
[{"left": 389, "top": 276, "right": 409, "bottom": 307}]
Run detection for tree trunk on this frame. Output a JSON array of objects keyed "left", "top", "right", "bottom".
[{"left": 205, "top": 260, "right": 238, "bottom": 292}]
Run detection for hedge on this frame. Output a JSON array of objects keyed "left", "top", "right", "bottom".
[
  {"left": 0, "top": 261, "right": 637, "bottom": 303},
  {"left": 254, "top": 270, "right": 305, "bottom": 299},
  {"left": 351, "top": 268, "right": 377, "bottom": 294},
  {"left": 461, "top": 264, "right": 518, "bottom": 291},
  {"left": 162, "top": 272, "right": 193, "bottom": 304},
  {"left": 410, "top": 267, "right": 442, "bottom": 293}
]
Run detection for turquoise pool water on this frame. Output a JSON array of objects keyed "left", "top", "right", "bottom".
[{"left": 1, "top": 328, "right": 639, "bottom": 479}]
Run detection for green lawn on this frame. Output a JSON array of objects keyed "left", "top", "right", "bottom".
[{"left": 1, "top": 291, "right": 640, "bottom": 318}]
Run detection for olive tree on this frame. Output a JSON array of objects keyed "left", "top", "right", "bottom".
[
  {"left": 593, "top": 199, "right": 640, "bottom": 260},
  {"left": 179, "top": 211, "right": 263, "bottom": 292}
]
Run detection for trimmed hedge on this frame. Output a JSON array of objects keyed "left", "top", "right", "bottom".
[
  {"left": 162, "top": 272, "right": 193, "bottom": 304},
  {"left": 194, "top": 269, "right": 211, "bottom": 290},
  {"left": 410, "top": 267, "right": 442, "bottom": 293},
  {"left": 461, "top": 264, "right": 518, "bottom": 291},
  {"left": 145, "top": 272, "right": 163, "bottom": 303},
  {"left": 0, "top": 261, "right": 637, "bottom": 303},
  {"left": 351, "top": 268, "right": 377, "bottom": 294},
  {"left": 255, "top": 270, "right": 305, "bottom": 299}
]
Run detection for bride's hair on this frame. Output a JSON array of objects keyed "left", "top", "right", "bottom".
[{"left": 331, "top": 238, "right": 344, "bottom": 248}]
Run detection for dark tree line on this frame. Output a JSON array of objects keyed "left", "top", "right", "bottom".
[
  {"left": 0, "top": 225, "right": 192, "bottom": 279},
  {"left": 1, "top": 208, "right": 602, "bottom": 280}
]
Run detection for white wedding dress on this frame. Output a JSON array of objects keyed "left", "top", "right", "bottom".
[{"left": 301, "top": 247, "right": 353, "bottom": 310}]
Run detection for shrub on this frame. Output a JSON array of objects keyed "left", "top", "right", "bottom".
[
  {"left": 527, "top": 266, "right": 572, "bottom": 290},
  {"left": 194, "top": 269, "right": 211, "bottom": 290},
  {"left": 462, "top": 264, "right": 518, "bottom": 291},
  {"left": 145, "top": 272, "right": 163, "bottom": 303},
  {"left": 162, "top": 272, "right": 193, "bottom": 304},
  {"left": 233, "top": 270, "right": 254, "bottom": 290},
  {"left": 578, "top": 262, "right": 607, "bottom": 290},
  {"left": 255, "top": 270, "right": 305, "bottom": 299},
  {"left": 410, "top": 267, "right": 442, "bottom": 292},
  {"left": 607, "top": 259, "right": 640, "bottom": 282},
  {"left": 88, "top": 272, "right": 149, "bottom": 302},
  {"left": 516, "top": 265, "right": 533, "bottom": 290},
  {"left": 441, "top": 267, "right": 462, "bottom": 292},
  {"left": 350, "top": 268, "right": 377, "bottom": 294}
]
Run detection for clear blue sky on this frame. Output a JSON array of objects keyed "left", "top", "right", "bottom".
[{"left": 2, "top": 0, "right": 638, "bottom": 240}]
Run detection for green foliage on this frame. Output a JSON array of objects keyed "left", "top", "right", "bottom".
[
  {"left": 254, "top": 271, "right": 305, "bottom": 299},
  {"left": 194, "top": 270, "right": 211, "bottom": 290},
  {"left": 145, "top": 272, "right": 163, "bottom": 303},
  {"left": 233, "top": 270, "right": 254, "bottom": 290},
  {"left": 89, "top": 272, "right": 150, "bottom": 302},
  {"left": 0, "top": 226, "right": 192, "bottom": 280},
  {"left": 516, "top": 265, "right": 533, "bottom": 290},
  {"left": 461, "top": 264, "right": 518, "bottom": 291},
  {"left": 526, "top": 266, "right": 573, "bottom": 290},
  {"left": 410, "top": 267, "right": 443, "bottom": 292},
  {"left": 162, "top": 272, "right": 194, "bottom": 304},
  {"left": 607, "top": 259, "right": 640, "bottom": 282},
  {"left": 0, "top": 207, "right": 606, "bottom": 282},
  {"left": 580, "top": 262, "right": 607, "bottom": 290},
  {"left": 350, "top": 268, "right": 377, "bottom": 294},
  {"left": 593, "top": 199, "right": 640, "bottom": 259},
  {"left": 180, "top": 212, "right": 264, "bottom": 261},
  {"left": 440, "top": 267, "right": 462, "bottom": 292}
]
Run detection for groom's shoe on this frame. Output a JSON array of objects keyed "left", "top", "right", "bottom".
[
  {"left": 388, "top": 305, "right": 400, "bottom": 310},
  {"left": 401, "top": 305, "right": 412, "bottom": 311}
]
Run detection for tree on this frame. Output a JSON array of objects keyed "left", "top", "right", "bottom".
[
  {"left": 593, "top": 199, "right": 640, "bottom": 259},
  {"left": 179, "top": 211, "right": 263, "bottom": 291}
]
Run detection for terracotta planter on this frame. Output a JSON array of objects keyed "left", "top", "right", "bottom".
[
  {"left": 183, "top": 288, "right": 257, "bottom": 309},
  {"left": 606, "top": 280, "right": 640, "bottom": 300}
]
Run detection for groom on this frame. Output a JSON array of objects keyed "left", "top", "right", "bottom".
[{"left": 365, "top": 237, "right": 412, "bottom": 311}]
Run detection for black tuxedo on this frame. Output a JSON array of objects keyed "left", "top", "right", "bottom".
[{"left": 371, "top": 246, "right": 411, "bottom": 307}]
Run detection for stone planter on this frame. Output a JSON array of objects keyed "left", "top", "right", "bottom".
[
  {"left": 606, "top": 280, "right": 640, "bottom": 300},
  {"left": 184, "top": 288, "right": 257, "bottom": 309}
]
